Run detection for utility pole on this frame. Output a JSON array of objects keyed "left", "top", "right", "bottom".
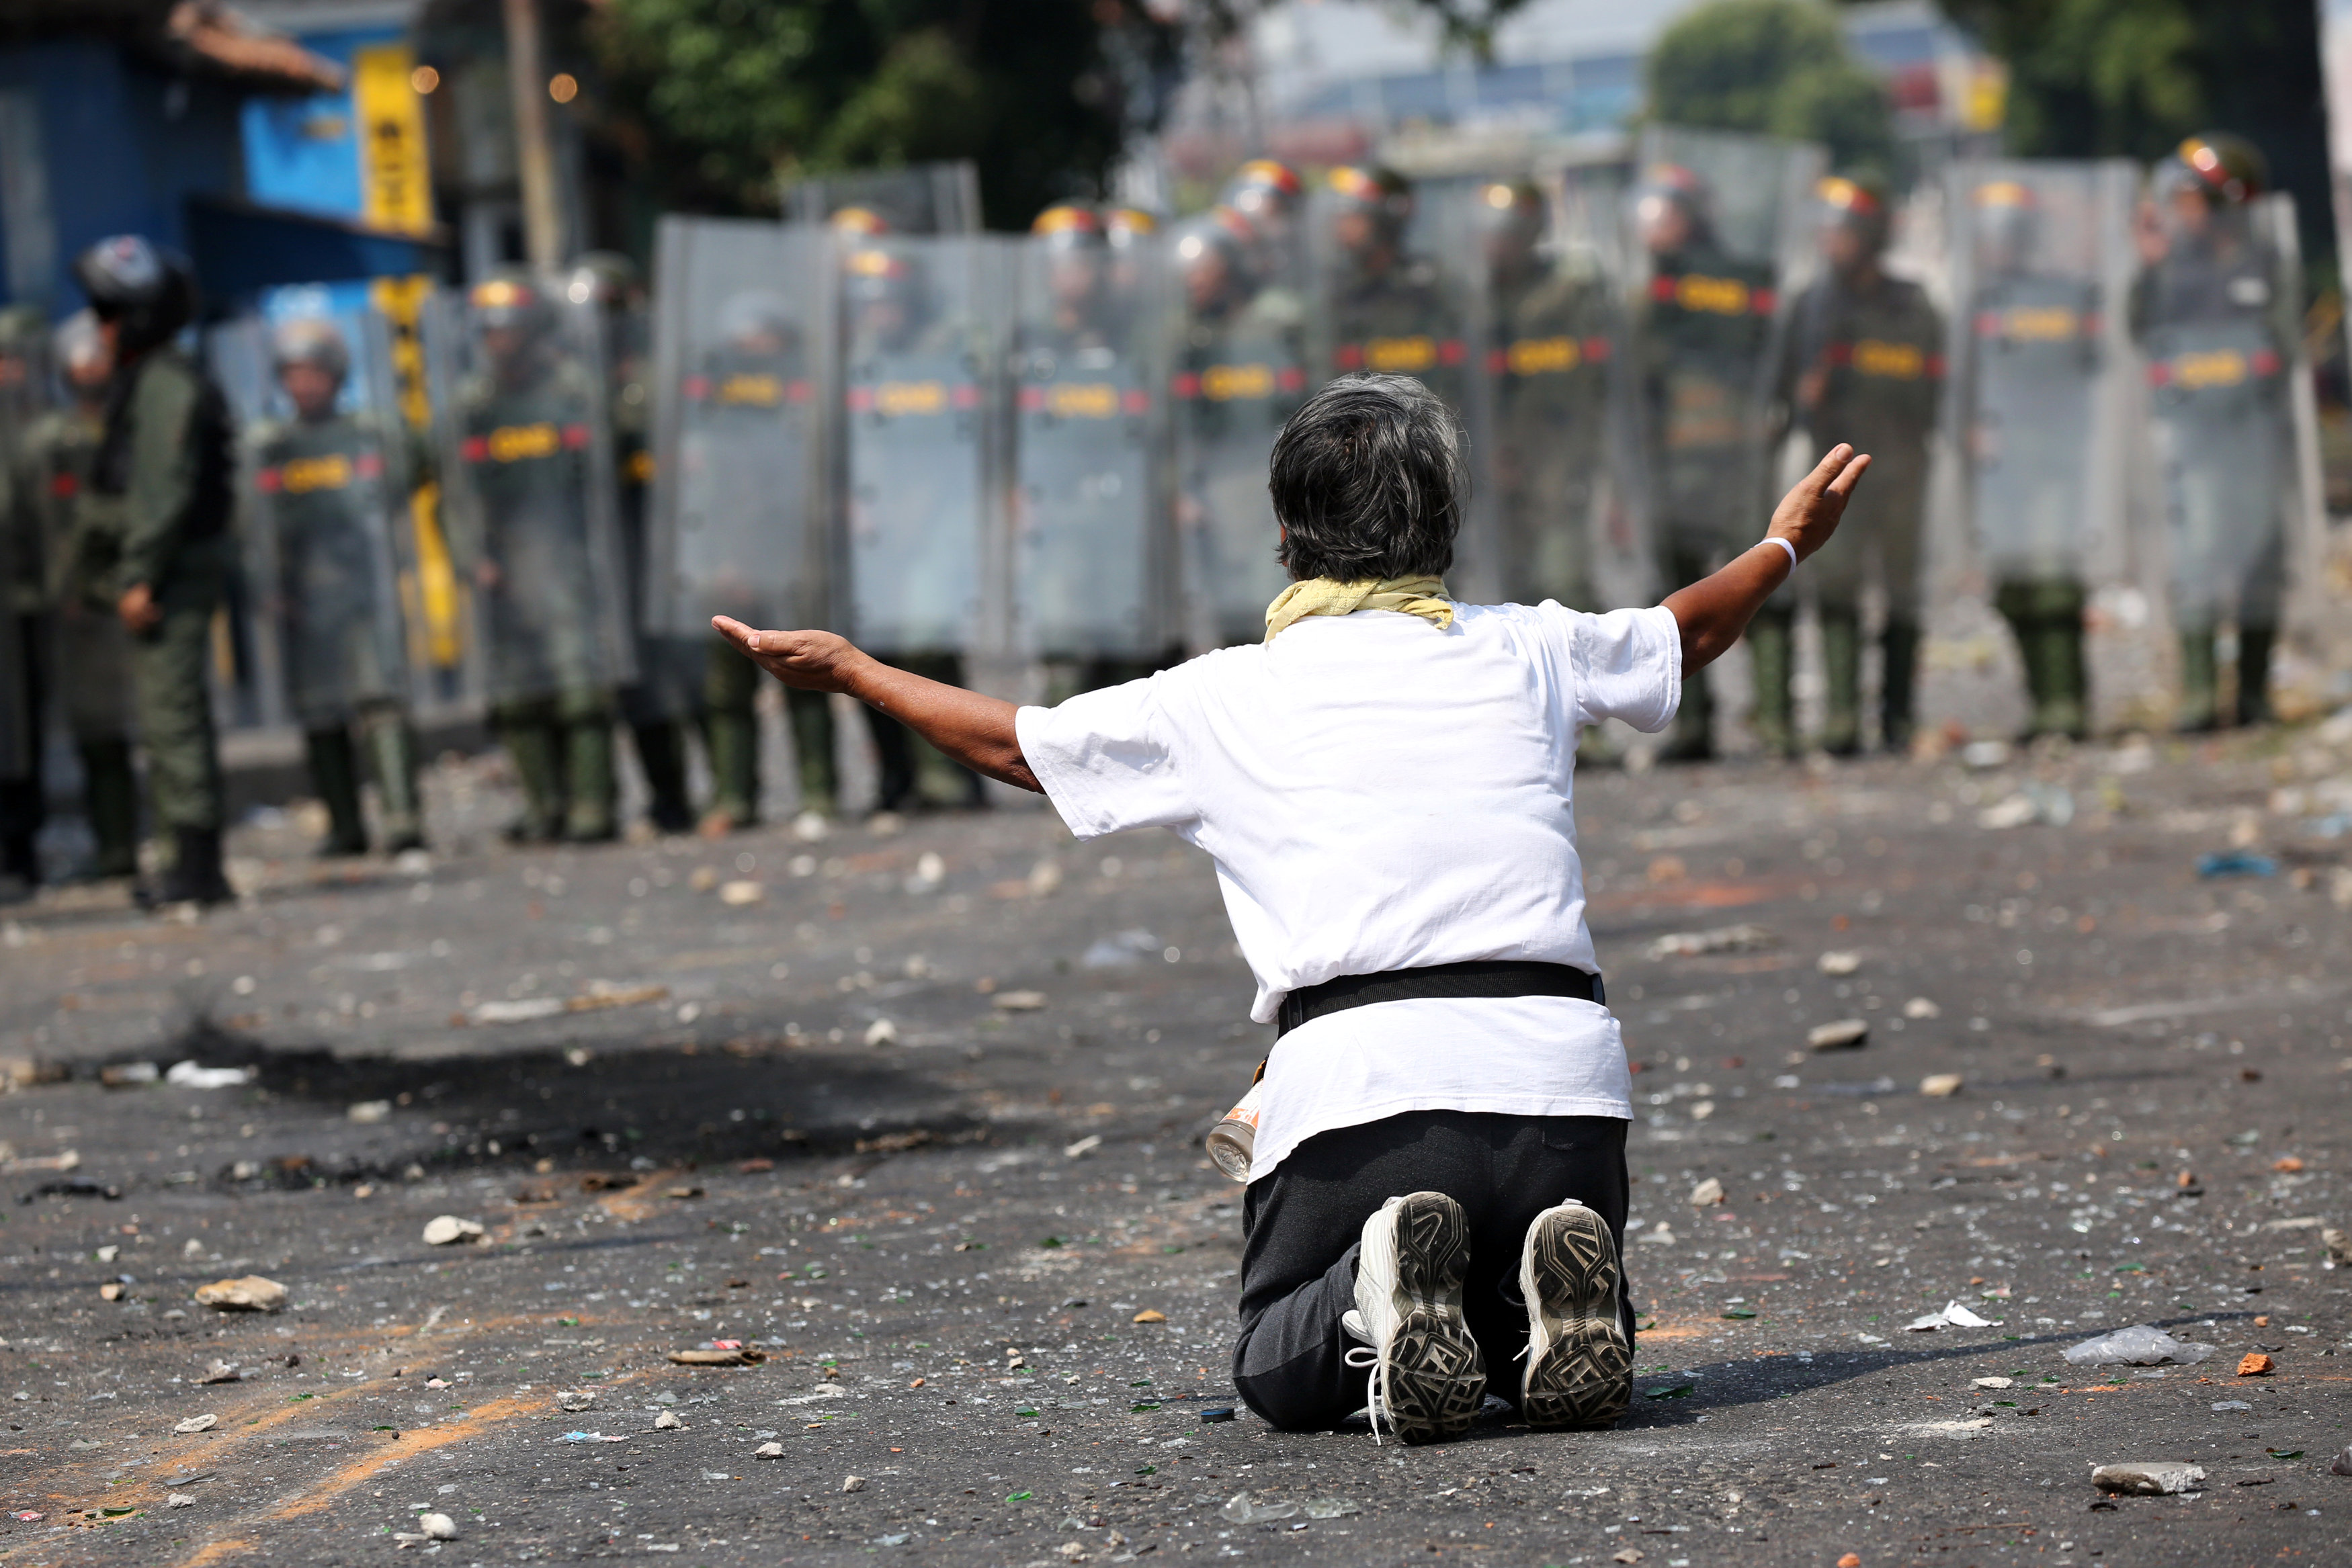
[{"left": 502, "top": 0, "right": 564, "bottom": 271}]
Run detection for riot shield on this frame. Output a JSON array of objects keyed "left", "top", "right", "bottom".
[
  {"left": 211, "top": 302, "right": 417, "bottom": 733},
  {"left": 1008, "top": 228, "right": 1169, "bottom": 662},
  {"left": 837, "top": 234, "right": 1011, "bottom": 659},
  {"left": 2130, "top": 191, "right": 2308, "bottom": 631},
  {"left": 1305, "top": 167, "right": 1476, "bottom": 422},
  {"left": 786, "top": 163, "right": 981, "bottom": 235},
  {"left": 1947, "top": 161, "right": 2137, "bottom": 589},
  {"left": 1628, "top": 126, "right": 1823, "bottom": 571},
  {"left": 648, "top": 218, "right": 828, "bottom": 636},
  {"left": 423, "top": 278, "right": 636, "bottom": 705},
  {"left": 1171, "top": 228, "right": 1310, "bottom": 651}
]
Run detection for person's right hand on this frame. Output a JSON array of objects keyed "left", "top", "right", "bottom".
[
  {"left": 711, "top": 618, "right": 865, "bottom": 694},
  {"left": 1765, "top": 443, "right": 1870, "bottom": 564}
]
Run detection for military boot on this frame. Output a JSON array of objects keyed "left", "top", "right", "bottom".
[
  {"left": 2235, "top": 625, "right": 2275, "bottom": 728},
  {"left": 498, "top": 709, "right": 566, "bottom": 842},
  {"left": 1819, "top": 609, "right": 1863, "bottom": 756},
  {"left": 2036, "top": 613, "right": 2089, "bottom": 740},
  {"left": 632, "top": 719, "right": 694, "bottom": 835},
  {"left": 865, "top": 709, "right": 917, "bottom": 814},
  {"left": 1881, "top": 619, "right": 1921, "bottom": 754},
  {"left": 304, "top": 727, "right": 370, "bottom": 856},
  {"left": 1993, "top": 587, "right": 2046, "bottom": 736},
  {"left": 362, "top": 709, "right": 425, "bottom": 853},
  {"left": 137, "top": 825, "right": 234, "bottom": 910},
  {"left": 79, "top": 739, "right": 140, "bottom": 879},
  {"left": 1745, "top": 609, "right": 1796, "bottom": 758},
  {"left": 788, "top": 687, "right": 835, "bottom": 818},
  {"left": 2175, "top": 629, "right": 2219, "bottom": 734},
  {"left": 564, "top": 717, "right": 618, "bottom": 842}
]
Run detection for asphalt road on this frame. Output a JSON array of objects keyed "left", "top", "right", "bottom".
[{"left": 1, "top": 726, "right": 2347, "bottom": 1567}]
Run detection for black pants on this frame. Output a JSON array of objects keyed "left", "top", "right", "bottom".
[{"left": 1232, "top": 1110, "right": 1631, "bottom": 1432}]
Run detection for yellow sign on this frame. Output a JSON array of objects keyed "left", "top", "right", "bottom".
[
  {"left": 2002, "top": 307, "right": 2079, "bottom": 342},
  {"left": 1045, "top": 382, "right": 1119, "bottom": 419},
  {"left": 353, "top": 43, "right": 433, "bottom": 233},
  {"left": 719, "top": 372, "right": 785, "bottom": 406},
  {"left": 1365, "top": 336, "right": 1437, "bottom": 373},
  {"left": 370, "top": 273, "right": 462, "bottom": 672},
  {"left": 489, "top": 422, "right": 563, "bottom": 462},
  {"left": 1202, "top": 363, "right": 1273, "bottom": 401},
  {"left": 1507, "top": 337, "right": 1581, "bottom": 375},
  {"left": 280, "top": 453, "right": 353, "bottom": 493},
  {"left": 1850, "top": 339, "right": 1927, "bottom": 379},
  {"left": 2172, "top": 349, "right": 2247, "bottom": 389},
  {"left": 876, "top": 380, "right": 947, "bottom": 416},
  {"left": 1675, "top": 274, "right": 1751, "bottom": 315}
]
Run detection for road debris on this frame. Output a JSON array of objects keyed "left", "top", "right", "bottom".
[
  {"left": 2237, "top": 1353, "right": 2275, "bottom": 1377},
  {"left": 1970, "top": 1377, "right": 2013, "bottom": 1390},
  {"left": 2196, "top": 851, "right": 2277, "bottom": 879},
  {"left": 841, "top": 1475, "right": 866, "bottom": 1493},
  {"left": 421, "top": 1215, "right": 485, "bottom": 1246},
  {"left": 558, "top": 1390, "right": 596, "bottom": 1411},
  {"left": 1905, "top": 1301, "right": 1994, "bottom": 1332},
  {"left": 173, "top": 1414, "right": 218, "bottom": 1434},
  {"left": 1816, "top": 951, "right": 1861, "bottom": 975},
  {"left": 1222, "top": 1493, "right": 1297, "bottom": 1523},
  {"left": 1132, "top": 1309, "right": 1166, "bottom": 1324},
  {"left": 347, "top": 1100, "right": 391, "bottom": 1123},
  {"left": 993, "top": 990, "right": 1048, "bottom": 1011},
  {"left": 165, "top": 1061, "right": 251, "bottom": 1088},
  {"left": 755, "top": 1442, "right": 784, "bottom": 1458},
  {"left": 418, "top": 1512, "right": 458, "bottom": 1539},
  {"left": 654, "top": 1410, "right": 683, "bottom": 1430},
  {"left": 668, "top": 1347, "right": 764, "bottom": 1366},
  {"left": 862, "top": 1018, "right": 899, "bottom": 1046},
  {"left": 2091, "top": 1462, "right": 2204, "bottom": 1495},
  {"left": 1645, "top": 924, "right": 1774, "bottom": 960},
  {"left": 1808, "top": 1019, "right": 1869, "bottom": 1051},
  {"left": 719, "top": 879, "right": 764, "bottom": 906},
  {"left": 1919, "top": 1073, "right": 1964, "bottom": 1097},
  {"left": 1689, "top": 1177, "right": 1725, "bottom": 1207},
  {"left": 1903, "top": 997, "right": 1941, "bottom": 1018},
  {"left": 166, "top": 1493, "right": 194, "bottom": 1508},
  {"left": 2063, "top": 1325, "right": 2214, "bottom": 1366},
  {"left": 193, "top": 1276, "right": 286, "bottom": 1312}
]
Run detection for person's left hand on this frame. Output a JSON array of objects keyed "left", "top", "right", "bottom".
[
  {"left": 712, "top": 617, "right": 865, "bottom": 694},
  {"left": 117, "top": 581, "right": 161, "bottom": 633}
]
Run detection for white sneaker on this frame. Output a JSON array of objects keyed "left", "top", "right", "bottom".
[
  {"left": 1342, "top": 1191, "right": 1484, "bottom": 1444},
  {"left": 1517, "top": 1200, "right": 1632, "bottom": 1428}
]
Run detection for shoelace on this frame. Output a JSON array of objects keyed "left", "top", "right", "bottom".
[{"left": 1341, "top": 1343, "right": 1390, "bottom": 1446}]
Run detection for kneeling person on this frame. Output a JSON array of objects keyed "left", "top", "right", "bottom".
[{"left": 717, "top": 375, "right": 1867, "bottom": 1442}]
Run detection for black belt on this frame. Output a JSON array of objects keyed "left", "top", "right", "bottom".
[{"left": 1275, "top": 959, "right": 1604, "bottom": 1038}]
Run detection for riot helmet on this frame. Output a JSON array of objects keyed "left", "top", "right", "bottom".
[
  {"left": 1476, "top": 179, "right": 1548, "bottom": 275},
  {"left": 1103, "top": 207, "right": 1159, "bottom": 253},
  {"left": 1033, "top": 204, "right": 1109, "bottom": 326},
  {"left": 54, "top": 309, "right": 110, "bottom": 399},
  {"left": 1325, "top": 165, "right": 1413, "bottom": 265},
  {"left": 1970, "top": 179, "right": 2040, "bottom": 277},
  {"left": 1173, "top": 206, "right": 1255, "bottom": 315},
  {"left": 468, "top": 273, "right": 559, "bottom": 384},
  {"left": 1630, "top": 164, "right": 1713, "bottom": 257},
  {"left": 714, "top": 290, "right": 796, "bottom": 357},
  {"left": 829, "top": 206, "right": 892, "bottom": 239},
  {"left": 2157, "top": 133, "right": 2267, "bottom": 208},
  {"left": 1817, "top": 174, "right": 1892, "bottom": 273},
  {"left": 271, "top": 315, "right": 351, "bottom": 421},
  {"left": 566, "top": 251, "right": 644, "bottom": 310},
  {"left": 73, "top": 235, "right": 199, "bottom": 359},
  {"left": 1223, "top": 159, "right": 1304, "bottom": 232},
  {"left": 841, "top": 244, "right": 927, "bottom": 350}
]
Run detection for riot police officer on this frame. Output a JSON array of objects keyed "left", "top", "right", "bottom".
[
  {"left": 1632, "top": 163, "right": 1780, "bottom": 758},
  {"left": 448, "top": 273, "right": 624, "bottom": 842},
  {"left": 75, "top": 236, "right": 237, "bottom": 908},
  {"left": 570, "top": 252, "right": 696, "bottom": 832},
  {"left": 2130, "top": 133, "right": 2295, "bottom": 731},
  {"left": 1766, "top": 175, "right": 1943, "bottom": 756},
  {"left": 1478, "top": 179, "right": 1615, "bottom": 611},
  {"left": 1222, "top": 159, "right": 1309, "bottom": 323},
  {"left": 684, "top": 286, "right": 835, "bottom": 828},
  {"left": 1962, "top": 177, "right": 2104, "bottom": 740},
  {"left": 11, "top": 312, "right": 137, "bottom": 878},
  {"left": 1321, "top": 166, "right": 1464, "bottom": 399},
  {"left": 0, "top": 304, "right": 46, "bottom": 883},
  {"left": 248, "top": 316, "right": 425, "bottom": 855}
]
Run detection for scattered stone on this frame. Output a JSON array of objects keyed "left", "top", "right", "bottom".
[
  {"left": 100, "top": 1061, "right": 159, "bottom": 1086},
  {"left": 862, "top": 1018, "right": 899, "bottom": 1047},
  {"left": 665, "top": 1186, "right": 704, "bottom": 1200},
  {"left": 194, "top": 1276, "right": 286, "bottom": 1313},
  {"left": 688, "top": 866, "right": 720, "bottom": 891},
  {"left": 1903, "top": 996, "right": 1941, "bottom": 1019},
  {"left": 1689, "top": 1176, "right": 1725, "bottom": 1208},
  {"left": 347, "top": 1100, "right": 391, "bottom": 1123},
  {"left": 2211, "top": 1400, "right": 2251, "bottom": 1412},
  {"left": 558, "top": 1390, "right": 596, "bottom": 1412},
  {"left": 421, "top": 1215, "right": 485, "bottom": 1246},
  {"left": 1816, "top": 950, "right": 1861, "bottom": 975},
  {"left": 1808, "top": 1019, "right": 1869, "bottom": 1051},
  {"left": 2237, "top": 1352, "right": 2275, "bottom": 1377},
  {"left": 2090, "top": 1462, "right": 2204, "bottom": 1495},
  {"left": 1132, "top": 1309, "right": 1166, "bottom": 1325},
  {"left": 653, "top": 1410, "right": 683, "bottom": 1430},
  {"left": 98, "top": 1282, "right": 125, "bottom": 1301},
  {"left": 165, "top": 1061, "right": 251, "bottom": 1089},
  {"left": 718, "top": 879, "right": 764, "bottom": 906},
  {"left": 167, "top": 1493, "right": 195, "bottom": 1508},
  {"left": 2331, "top": 1446, "right": 2352, "bottom": 1478},
  {"left": 470, "top": 998, "right": 565, "bottom": 1025},
  {"left": 2064, "top": 1325, "right": 2213, "bottom": 1366},
  {"left": 197, "top": 1361, "right": 241, "bottom": 1385},
  {"left": 1063, "top": 1134, "right": 1103, "bottom": 1159},
  {"left": 1920, "top": 1073, "right": 1964, "bottom": 1098},
  {"left": 755, "top": 1442, "right": 784, "bottom": 1458},
  {"left": 418, "top": 1512, "right": 458, "bottom": 1540},
  {"left": 667, "top": 1348, "right": 764, "bottom": 1366},
  {"left": 1971, "top": 1377, "right": 2014, "bottom": 1390},
  {"left": 172, "top": 1413, "right": 220, "bottom": 1436},
  {"left": 2324, "top": 1227, "right": 2351, "bottom": 1265},
  {"left": 993, "top": 990, "right": 1048, "bottom": 1011},
  {"left": 1644, "top": 924, "right": 1774, "bottom": 960},
  {"left": 841, "top": 1475, "right": 866, "bottom": 1493}
]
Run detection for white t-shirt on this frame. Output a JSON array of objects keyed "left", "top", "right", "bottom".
[{"left": 1014, "top": 601, "right": 1683, "bottom": 1180}]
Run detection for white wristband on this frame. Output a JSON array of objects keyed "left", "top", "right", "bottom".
[{"left": 1760, "top": 536, "right": 1798, "bottom": 571}]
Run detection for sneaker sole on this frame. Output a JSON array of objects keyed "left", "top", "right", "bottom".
[
  {"left": 1519, "top": 1203, "right": 1631, "bottom": 1428},
  {"left": 1374, "top": 1192, "right": 1485, "bottom": 1444}
]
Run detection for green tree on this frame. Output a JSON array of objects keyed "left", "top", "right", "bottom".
[
  {"left": 1644, "top": 0, "right": 1896, "bottom": 177},
  {"left": 592, "top": 0, "right": 1179, "bottom": 228}
]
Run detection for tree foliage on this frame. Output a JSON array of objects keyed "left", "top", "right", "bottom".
[
  {"left": 592, "top": 0, "right": 1179, "bottom": 228},
  {"left": 1644, "top": 0, "right": 1896, "bottom": 178}
]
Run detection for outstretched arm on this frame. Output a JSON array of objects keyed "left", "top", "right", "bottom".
[
  {"left": 1663, "top": 443, "right": 1870, "bottom": 674},
  {"left": 710, "top": 618, "right": 1042, "bottom": 794}
]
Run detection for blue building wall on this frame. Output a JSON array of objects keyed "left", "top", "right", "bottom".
[{"left": 239, "top": 25, "right": 406, "bottom": 221}]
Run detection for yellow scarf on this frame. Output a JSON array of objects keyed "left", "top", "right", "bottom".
[{"left": 1263, "top": 574, "right": 1454, "bottom": 642}]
